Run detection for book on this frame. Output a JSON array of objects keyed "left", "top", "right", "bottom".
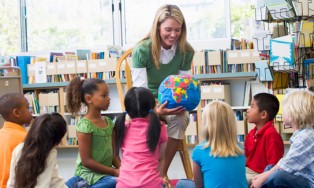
[
  {"left": 251, "top": 80, "right": 272, "bottom": 97},
  {"left": 255, "top": 60, "right": 273, "bottom": 81},
  {"left": 76, "top": 49, "right": 91, "bottom": 60},
  {"left": 34, "top": 61, "right": 47, "bottom": 83},
  {"left": 16, "top": 56, "right": 33, "bottom": 84},
  {"left": 243, "top": 81, "right": 251, "bottom": 106},
  {"left": 49, "top": 52, "right": 63, "bottom": 62},
  {"left": 270, "top": 35, "right": 295, "bottom": 71},
  {"left": 275, "top": 94, "right": 285, "bottom": 121},
  {"left": 298, "top": 20, "right": 314, "bottom": 48},
  {"left": 273, "top": 72, "right": 289, "bottom": 90}
]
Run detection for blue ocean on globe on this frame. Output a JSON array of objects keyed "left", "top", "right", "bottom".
[{"left": 158, "top": 74, "right": 201, "bottom": 111}]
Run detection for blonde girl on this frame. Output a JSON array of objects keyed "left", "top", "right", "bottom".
[{"left": 191, "top": 101, "right": 247, "bottom": 188}]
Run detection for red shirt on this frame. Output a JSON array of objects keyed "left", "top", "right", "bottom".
[{"left": 244, "top": 121, "right": 284, "bottom": 173}]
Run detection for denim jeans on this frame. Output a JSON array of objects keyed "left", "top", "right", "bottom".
[
  {"left": 175, "top": 179, "right": 195, "bottom": 188},
  {"left": 262, "top": 169, "right": 311, "bottom": 188},
  {"left": 66, "top": 175, "right": 117, "bottom": 188},
  {"left": 66, "top": 176, "right": 88, "bottom": 188},
  {"left": 264, "top": 164, "right": 274, "bottom": 172}
]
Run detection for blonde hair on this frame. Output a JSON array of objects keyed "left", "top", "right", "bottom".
[
  {"left": 201, "top": 101, "right": 243, "bottom": 157},
  {"left": 282, "top": 90, "right": 314, "bottom": 129},
  {"left": 143, "top": 4, "right": 194, "bottom": 69}
]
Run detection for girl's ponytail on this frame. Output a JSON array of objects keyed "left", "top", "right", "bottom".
[
  {"left": 66, "top": 77, "right": 84, "bottom": 115},
  {"left": 147, "top": 110, "right": 161, "bottom": 152},
  {"left": 114, "top": 112, "right": 127, "bottom": 156}
]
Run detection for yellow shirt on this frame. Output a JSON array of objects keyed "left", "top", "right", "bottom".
[{"left": 0, "top": 122, "right": 27, "bottom": 188}]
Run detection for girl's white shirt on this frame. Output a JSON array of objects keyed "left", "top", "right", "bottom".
[{"left": 7, "top": 143, "right": 67, "bottom": 188}]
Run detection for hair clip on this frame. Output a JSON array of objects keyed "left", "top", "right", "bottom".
[{"left": 149, "top": 109, "right": 153, "bottom": 113}]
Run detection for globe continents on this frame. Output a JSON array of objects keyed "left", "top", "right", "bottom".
[{"left": 158, "top": 74, "right": 201, "bottom": 111}]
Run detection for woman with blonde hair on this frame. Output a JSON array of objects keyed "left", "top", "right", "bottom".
[
  {"left": 190, "top": 101, "right": 247, "bottom": 188},
  {"left": 131, "top": 4, "right": 194, "bottom": 186}
]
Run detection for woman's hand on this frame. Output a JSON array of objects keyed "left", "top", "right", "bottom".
[{"left": 156, "top": 101, "right": 186, "bottom": 115}]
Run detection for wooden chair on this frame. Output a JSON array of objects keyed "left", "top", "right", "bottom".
[{"left": 115, "top": 48, "right": 193, "bottom": 179}]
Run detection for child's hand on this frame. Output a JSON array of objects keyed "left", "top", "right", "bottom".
[
  {"left": 156, "top": 101, "right": 185, "bottom": 115},
  {"left": 251, "top": 173, "right": 267, "bottom": 188},
  {"left": 113, "top": 168, "right": 120, "bottom": 177}
]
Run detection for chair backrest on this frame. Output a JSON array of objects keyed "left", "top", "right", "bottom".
[{"left": 115, "top": 48, "right": 133, "bottom": 111}]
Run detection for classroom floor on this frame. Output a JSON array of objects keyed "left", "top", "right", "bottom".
[{"left": 57, "top": 147, "right": 193, "bottom": 181}]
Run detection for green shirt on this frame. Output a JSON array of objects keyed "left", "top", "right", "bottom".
[
  {"left": 74, "top": 117, "right": 114, "bottom": 185},
  {"left": 132, "top": 39, "right": 194, "bottom": 97}
]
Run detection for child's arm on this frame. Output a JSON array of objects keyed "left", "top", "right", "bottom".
[
  {"left": 77, "top": 132, "right": 119, "bottom": 177},
  {"left": 193, "top": 161, "right": 204, "bottom": 188},
  {"left": 158, "top": 141, "right": 167, "bottom": 174},
  {"left": 158, "top": 123, "right": 168, "bottom": 175},
  {"left": 112, "top": 155, "right": 121, "bottom": 170},
  {"left": 251, "top": 165, "right": 279, "bottom": 188},
  {"left": 111, "top": 135, "right": 121, "bottom": 169}
]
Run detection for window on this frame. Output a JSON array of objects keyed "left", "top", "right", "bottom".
[
  {"left": 25, "top": 0, "right": 113, "bottom": 52},
  {"left": 121, "top": 0, "right": 231, "bottom": 50},
  {"left": 0, "top": 0, "right": 20, "bottom": 54},
  {"left": 1, "top": 0, "right": 239, "bottom": 53}
]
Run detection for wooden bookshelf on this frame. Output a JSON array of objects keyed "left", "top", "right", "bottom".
[{"left": 194, "top": 72, "right": 257, "bottom": 81}]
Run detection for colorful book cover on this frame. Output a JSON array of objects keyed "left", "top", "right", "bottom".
[
  {"left": 16, "top": 56, "right": 33, "bottom": 84},
  {"left": 270, "top": 35, "right": 295, "bottom": 71}
]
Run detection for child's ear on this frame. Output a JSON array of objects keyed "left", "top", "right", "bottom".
[
  {"left": 12, "top": 108, "right": 20, "bottom": 118},
  {"left": 260, "top": 110, "right": 268, "bottom": 120},
  {"left": 84, "top": 94, "right": 92, "bottom": 104}
]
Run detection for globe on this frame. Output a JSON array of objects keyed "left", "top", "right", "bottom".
[{"left": 158, "top": 74, "right": 201, "bottom": 111}]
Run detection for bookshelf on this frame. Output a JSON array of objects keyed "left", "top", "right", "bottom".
[
  {"left": 252, "top": 1, "right": 314, "bottom": 143},
  {"left": 195, "top": 72, "right": 257, "bottom": 144},
  {"left": 194, "top": 72, "right": 256, "bottom": 81},
  {"left": 22, "top": 72, "right": 257, "bottom": 148}
]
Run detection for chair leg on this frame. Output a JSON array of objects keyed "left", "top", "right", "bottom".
[{"left": 178, "top": 140, "right": 193, "bottom": 179}]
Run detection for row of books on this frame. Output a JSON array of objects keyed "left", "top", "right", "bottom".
[
  {"left": 50, "top": 47, "right": 121, "bottom": 62},
  {"left": 0, "top": 55, "right": 17, "bottom": 66},
  {"left": 26, "top": 58, "right": 124, "bottom": 83},
  {"left": 67, "top": 115, "right": 80, "bottom": 145},
  {"left": 16, "top": 46, "right": 123, "bottom": 84},
  {"left": 186, "top": 113, "right": 197, "bottom": 145},
  {"left": 24, "top": 92, "right": 60, "bottom": 115},
  {"left": 24, "top": 93, "right": 41, "bottom": 114},
  {"left": 192, "top": 49, "right": 260, "bottom": 75},
  {"left": 66, "top": 115, "right": 83, "bottom": 126}
]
